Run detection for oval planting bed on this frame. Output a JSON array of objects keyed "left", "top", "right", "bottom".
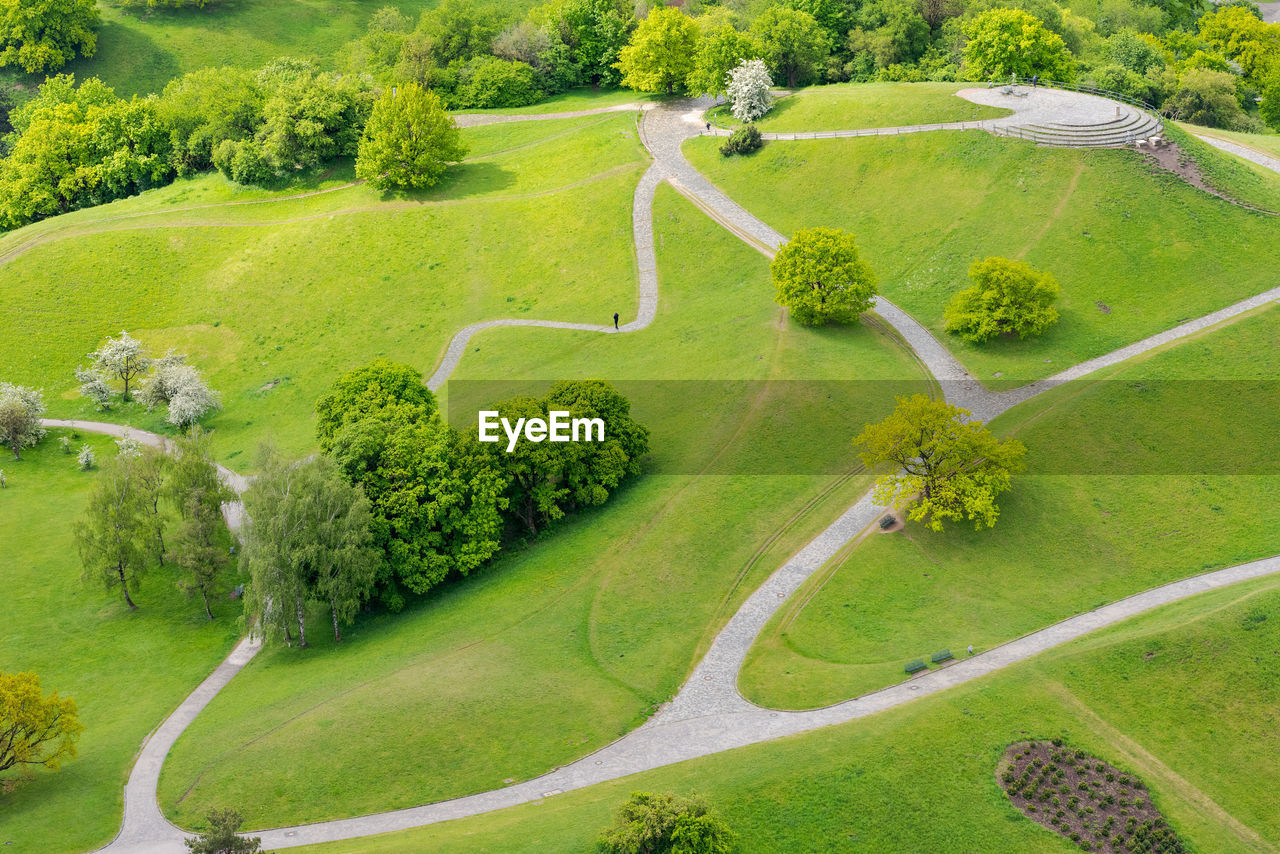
[{"left": 997, "top": 741, "right": 1186, "bottom": 853}]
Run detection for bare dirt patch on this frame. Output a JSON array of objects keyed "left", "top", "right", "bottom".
[{"left": 998, "top": 740, "right": 1187, "bottom": 853}]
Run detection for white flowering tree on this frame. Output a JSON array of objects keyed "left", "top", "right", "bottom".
[
  {"left": 87, "top": 331, "right": 151, "bottom": 402},
  {"left": 0, "top": 382, "right": 46, "bottom": 460},
  {"left": 726, "top": 59, "right": 774, "bottom": 123},
  {"left": 75, "top": 367, "right": 114, "bottom": 410},
  {"left": 166, "top": 376, "right": 221, "bottom": 428}
]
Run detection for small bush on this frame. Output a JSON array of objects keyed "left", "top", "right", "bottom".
[
  {"left": 720, "top": 125, "right": 763, "bottom": 157},
  {"left": 77, "top": 445, "right": 96, "bottom": 471}
]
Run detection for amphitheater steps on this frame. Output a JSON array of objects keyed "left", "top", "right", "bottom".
[{"left": 994, "top": 108, "right": 1163, "bottom": 148}]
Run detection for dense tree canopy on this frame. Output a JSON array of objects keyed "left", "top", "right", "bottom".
[
  {"left": 616, "top": 7, "right": 700, "bottom": 95},
  {"left": 688, "top": 20, "right": 761, "bottom": 98},
  {"left": 855, "top": 394, "right": 1026, "bottom": 531},
  {"left": 752, "top": 6, "right": 831, "bottom": 87},
  {"left": 963, "top": 8, "right": 1076, "bottom": 80},
  {"left": 0, "top": 0, "right": 98, "bottom": 73},
  {"left": 771, "top": 227, "right": 878, "bottom": 326},
  {"left": 944, "top": 256, "right": 1061, "bottom": 342}
]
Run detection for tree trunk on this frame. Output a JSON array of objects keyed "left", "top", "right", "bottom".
[
  {"left": 156, "top": 530, "right": 166, "bottom": 566},
  {"left": 331, "top": 598, "right": 342, "bottom": 643},
  {"left": 118, "top": 565, "right": 137, "bottom": 611},
  {"left": 295, "top": 595, "right": 308, "bottom": 648},
  {"left": 285, "top": 623, "right": 293, "bottom": 646},
  {"left": 201, "top": 586, "right": 213, "bottom": 620}
]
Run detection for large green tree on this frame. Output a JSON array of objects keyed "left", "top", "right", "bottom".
[
  {"left": 241, "top": 450, "right": 377, "bottom": 646},
  {"left": 855, "top": 394, "right": 1026, "bottom": 531},
  {"left": 0, "top": 0, "right": 98, "bottom": 73},
  {"left": 0, "top": 671, "right": 83, "bottom": 782},
  {"left": 315, "top": 358, "right": 437, "bottom": 450},
  {"left": 169, "top": 428, "right": 234, "bottom": 620},
  {"left": 944, "top": 256, "right": 1060, "bottom": 343},
  {"left": 751, "top": 6, "right": 830, "bottom": 87},
  {"left": 355, "top": 82, "right": 468, "bottom": 189},
  {"left": 687, "top": 20, "right": 761, "bottom": 98},
  {"left": 962, "top": 8, "right": 1075, "bottom": 81},
  {"left": 76, "top": 455, "right": 151, "bottom": 610},
  {"left": 616, "top": 7, "right": 700, "bottom": 95},
  {"left": 771, "top": 227, "right": 878, "bottom": 326}
]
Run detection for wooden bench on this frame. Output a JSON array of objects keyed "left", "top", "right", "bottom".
[
  {"left": 905, "top": 658, "right": 927, "bottom": 674},
  {"left": 931, "top": 649, "right": 954, "bottom": 664}
]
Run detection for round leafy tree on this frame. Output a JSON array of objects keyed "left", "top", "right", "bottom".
[
  {"left": 0, "top": 0, "right": 98, "bottom": 74},
  {"left": 944, "top": 256, "right": 1060, "bottom": 343},
  {"left": 356, "top": 82, "right": 467, "bottom": 190},
  {"left": 962, "top": 8, "right": 1074, "bottom": 81},
  {"left": 855, "top": 394, "right": 1026, "bottom": 531},
  {"left": 598, "top": 791, "right": 736, "bottom": 854},
  {"left": 616, "top": 7, "right": 700, "bottom": 95},
  {"left": 771, "top": 227, "right": 878, "bottom": 325},
  {"left": 0, "top": 671, "right": 83, "bottom": 784}
]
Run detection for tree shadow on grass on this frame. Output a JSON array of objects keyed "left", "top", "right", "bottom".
[
  {"left": 63, "top": 20, "right": 180, "bottom": 97},
  {"left": 374, "top": 161, "right": 519, "bottom": 203}
]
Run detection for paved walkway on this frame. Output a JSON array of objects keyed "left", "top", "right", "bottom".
[
  {"left": 77, "top": 91, "right": 1280, "bottom": 852},
  {"left": 1195, "top": 134, "right": 1280, "bottom": 176}
]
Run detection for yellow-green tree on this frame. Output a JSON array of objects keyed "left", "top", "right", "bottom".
[
  {"left": 771, "top": 227, "right": 878, "bottom": 325},
  {"left": 616, "top": 7, "right": 700, "bottom": 95},
  {"left": 355, "top": 82, "right": 467, "bottom": 190},
  {"left": 0, "top": 671, "right": 83, "bottom": 785},
  {"left": 944, "top": 256, "right": 1060, "bottom": 343},
  {"left": 962, "top": 8, "right": 1074, "bottom": 81},
  {"left": 0, "top": 0, "right": 98, "bottom": 73},
  {"left": 855, "top": 394, "right": 1026, "bottom": 531}
]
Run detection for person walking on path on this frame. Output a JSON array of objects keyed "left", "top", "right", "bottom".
[{"left": 613, "top": 312, "right": 620, "bottom": 330}]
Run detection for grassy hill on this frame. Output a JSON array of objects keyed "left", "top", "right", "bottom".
[
  {"left": 0, "top": 432, "right": 241, "bottom": 854},
  {"left": 685, "top": 123, "right": 1280, "bottom": 384},
  {"left": 0, "top": 113, "right": 647, "bottom": 466},
  {"left": 289, "top": 571, "right": 1280, "bottom": 853},
  {"left": 154, "top": 184, "right": 929, "bottom": 829},
  {"left": 740, "top": 302, "right": 1280, "bottom": 709},
  {"left": 707, "top": 82, "right": 1011, "bottom": 131}
]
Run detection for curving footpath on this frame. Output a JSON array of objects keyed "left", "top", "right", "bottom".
[{"left": 75, "top": 91, "right": 1280, "bottom": 852}]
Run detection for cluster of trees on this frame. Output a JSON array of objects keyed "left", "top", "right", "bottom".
[
  {"left": 75, "top": 428, "right": 232, "bottom": 616},
  {"left": 240, "top": 361, "right": 648, "bottom": 639},
  {"left": 0, "top": 60, "right": 379, "bottom": 227},
  {"left": 0, "top": 0, "right": 97, "bottom": 74},
  {"left": 0, "top": 670, "right": 83, "bottom": 793},
  {"left": 597, "top": 791, "right": 736, "bottom": 854},
  {"left": 75, "top": 331, "right": 220, "bottom": 427}
]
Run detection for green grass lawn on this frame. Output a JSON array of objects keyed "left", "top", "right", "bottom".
[
  {"left": 14, "top": 0, "right": 436, "bottom": 97},
  {"left": 685, "top": 126, "right": 1280, "bottom": 383},
  {"left": 0, "top": 431, "right": 241, "bottom": 854},
  {"left": 1166, "top": 123, "right": 1280, "bottom": 213},
  {"left": 0, "top": 113, "right": 647, "bottom": 468},
  {"left": 739, "top": 303, "right": 1280, "bottom": 710},
  {"left": 706, "top": 82, "right": 1011, "bottom": 132},
  {"left": 290, "top": 572, "right": 1280, "bottom": 853},
  {"left": 155, "top": 185, "right": 929, "bottom": 830}
]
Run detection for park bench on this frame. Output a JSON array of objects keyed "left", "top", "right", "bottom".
[
  {"left": 932, "top": 649, "right": 954, "bottom": 664},
  {"left": 905, "top": 658, "right": 927, "bottom": 674}
]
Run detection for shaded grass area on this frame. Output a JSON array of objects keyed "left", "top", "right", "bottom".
[
  {"left": 27, "top": 0, "right": 438, "bottom": 97},
  {"left": 291, "top": 574, "right": 1280, "bottom": 853},
  {"left": 0, "top": 114, "right": 646, "bottom": 467},
  {"left": 685, "top": 126, "right": 1280, "bottom": 383},
  {"left": 706, "top": 82, "right": 1011, "bottom": 132},
  {"left": 156, "top": 185, "right": 928, "bottom": 829},
  {"left": 0, "top": 431, "right": 241, "bottom": 854},
  {"left": 740, "top": 304, "right": 1280, "bottom": 709}
]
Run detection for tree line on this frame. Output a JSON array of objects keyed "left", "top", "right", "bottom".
[{"left": 240, "top": 361, "right": 649, "bottom": 644}]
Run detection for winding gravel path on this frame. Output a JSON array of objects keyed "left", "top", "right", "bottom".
[
  {"left": 77, "top": 91, "right": 1280, "bottom": 852},
  {"left": 1195, "top": 133, "right": 1280, "bottom": 176}
]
